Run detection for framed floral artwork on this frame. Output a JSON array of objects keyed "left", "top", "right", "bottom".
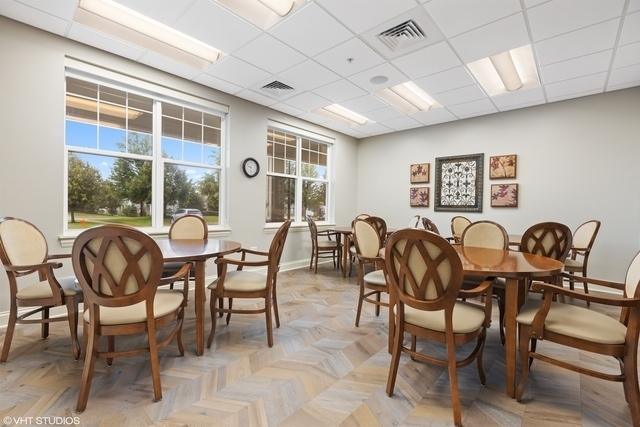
[
  {"left": 490, "top": 154, "right": 517, "bottom": 179},
  {"left": 491, "top": 184, "right": 518, "bottom": 207},
  {"left": 410, "top": 163, "right": 430, "bottom": 183},
  {"left": 434, "top": 153, "right": 484, "bottom": 212},
  {"left": 410, "top": 187, "right": 430, "bottom": 207}
]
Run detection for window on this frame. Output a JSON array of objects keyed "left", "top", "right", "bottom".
[
  {"left": 64, "top": 75, "right": 225, "bottom": 233},
  {"left": 266, "top": 125, "right": 332, "bottom": 224}
]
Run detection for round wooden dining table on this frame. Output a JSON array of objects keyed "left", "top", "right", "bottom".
[
  {"left": 331, "top": 226, "right": 397, "bottom": 277},
  {"left": 157, "top": 239, "right": 241, "bottom": 355}
]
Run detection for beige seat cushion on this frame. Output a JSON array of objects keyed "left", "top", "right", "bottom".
[
  {"left": 208, "top": 270, "right": 267, "bottom": 292},
  {"left": 564, "top": 258, "right": 583, "bottom": 269},
  {"left": 318, "top": 240, "right": 339, "bottom": 249},
  {"left": 364, "top": 270, "right": 386, "bottom": 285},
  {"left": 395, "top": 302, "right": 485, "bottom": 334},
  {"left": 516, "top": 300, "right": 627, "bottom": 344},
  {"left": 17, "top": 276, "right": 81, "bottom": 300},
  {"left": 83, "top": 290, "right": 183, "bottom": 325}
]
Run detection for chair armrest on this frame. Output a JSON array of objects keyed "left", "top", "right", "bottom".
[
  {"left": 531, "top": 282, "right": 640, "bottom": 307},
  {"left": 216, "top": 258, "right": 270, "bottom": 268},
  {"left": 240, "top": 248, "right": 269, "bottom": 257},
  {"left": 458, "top": 279, "right": 493, "bottom": 298},
  {"left": 158, "top": 262, "right": 192, "bottom": 286},
  {"left": 47, "top": 253, "right": 71, "bottom": 260},
  {"left": 5, "top": 261, "right": 63, "bottom": 272},
  {"left": 318, "top": 230, "right": 339, "bottom": 239},
  {"left": 558, "top": 272, "right": 625, "bottom": 291}
]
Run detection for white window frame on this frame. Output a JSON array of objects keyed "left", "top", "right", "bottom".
[
  {"left": 62, "top": 63, "right": 229, "bottom": 237},
  {"left": 265, "top": 121, "right": 334, "bottom": 228}
]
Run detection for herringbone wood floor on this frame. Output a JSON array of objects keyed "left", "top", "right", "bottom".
[{"left": 0, "top": 266, "right": 635, "bottom": 426}]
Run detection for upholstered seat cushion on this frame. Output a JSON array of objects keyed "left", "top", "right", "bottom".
[
  {"left": 363, "top": 269, "right": 386, "bottom": 285},
  {"left": 208, "top": 270, "right": 267, "bottom": 292},
  {"left": 395, "top": 302, "right": 485, "bottom": 334},
  {"left": 83, "top": 290, "right": 184, "bottom": 325},
  {"left": 17, "top": 276, "right": 81, "bottom": 300},
  {"left": 317, "top": 240, "right": 339, "bottom": 250},
  {"left": 516, "top": 300, "right": 627, "bottom": 344},
  {"left": 564, "top": 258, "right": 583, "bottom": 269}
]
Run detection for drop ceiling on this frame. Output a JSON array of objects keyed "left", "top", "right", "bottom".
[{"left": 1, "top": 0, "right": 639, "bottom": 139}]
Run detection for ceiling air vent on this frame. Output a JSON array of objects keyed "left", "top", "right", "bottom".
[
  {"left": 260, "top": 80, "right": 295, "bottom": 99},
  {"left": 262, "top": 80, "right": 294, "bottom": 91},
  {"left": 377, "top": 20, "right": 426, "bottom": 51}
]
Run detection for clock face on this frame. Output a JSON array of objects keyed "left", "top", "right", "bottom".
[{"left": 243, "top": 158, "right": 260, "bottom": 178}]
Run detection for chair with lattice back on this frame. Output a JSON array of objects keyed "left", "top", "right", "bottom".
[
  {"left": 421, "top": 217, "right": 440, "bottom": 234},
  {"left": 72, "top": 225, "right": 191, "bottom": 412},
  {"left": 385, "top": 229, "right": 493, "bottom": 427}
]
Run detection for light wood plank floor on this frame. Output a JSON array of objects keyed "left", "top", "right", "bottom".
[{"left": 0, "top": 266, "right": 635, "bottom": 426}]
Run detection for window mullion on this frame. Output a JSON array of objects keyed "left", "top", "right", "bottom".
[
  {"left": 295, "top": 136, "right": 303, "bottom": 222},
  {"left": 152, "top": 100, "right": 163, "bottom": 229}
]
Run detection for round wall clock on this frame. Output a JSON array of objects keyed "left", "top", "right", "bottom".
[{"left": 242, "top": 157, "right": 260, "bottom": 178}]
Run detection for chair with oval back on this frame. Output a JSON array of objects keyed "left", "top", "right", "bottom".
[
  {"left": 306, "top": 216, "right": 340, "bottom": 274},
  {"left": 353, "top": 217, "right": 388, "bottom": 327},
  {"left": 348, "top": 213, "right": 373, "bottom": 276},
  {"left": 408, "top": 215, "right": 421, "bottom": 228},
  {"left": 162, "top": 214, "right": 207, "bottom": 290},
  {"left": 421, "top": 217, "right": 440, "bottom": 234},
  {"left": 72, "top": 225, "right": 191, "bottom": 412},
  {"left": 565, "top": 220, "right": 601, "bottom": 306},
  {"left": 0, "top": 217, "right": 83, "bottom": 362},
  {"left": 207, "top": 220, "right": 291, "bottom": 348},
  {"left": 450, "top": 216, "right": 471, "bottom": 243},
  {"left": 515, "top": 251, "right": 640, "bottom": 425},
  {"left": 385, "top": 229, "right": 493, "bottom": 427}
]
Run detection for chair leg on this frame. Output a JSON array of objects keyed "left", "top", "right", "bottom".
[
  {"left": 207, "top": 292, "right": 218, "bottom": 349},
  {"left": 226, "top": 298, "right": 233, "bottom": 325},
  {"left": 76, "top": 320, "right": 98, "bottom": 412},
  {"left": 582, "top": 270, "right": 590, "bottom": 307},
  {"left": 388, "top": 300, "right": 395, "bottom": 354},
  {"left": 265, "top": 294, "right": 274, "bottom": 348},
  {"left": 355, "top": 269, "right": 365, "bottom": 327},
  {"left": 273, "top": 285, "right": 280, "bottom": 328},
  {"left": 568, "top": 272, "right": 575, "bottom": 291},
  {"left": 1, "top": 303, "right": 17, "bottom": 363},
  {"left": 218, "top": 297, "right": 224, "bottom": 318},
  {"left": 498, "top": 296, "right": 506, "bottom": 346},
  {"left": 169, "top": 283, "right": 174, "bottom": 290},
  {"left": 314, "top": 251, "right": 319, "bottom": 274},
  {"left": 375, "top": 292, "right": 381, "bottom": 317},
  {"left": 516, "top": 324, "right": 531, "bottom": 402},
  {"left": 410, "top": 335, "right": 417, "bottom": 361},
  {"left": 146, "top": 318, "right": 163, "bottom": 402},
  {"left": 529, "top": 338, "right": 537, "bottom": 368},
  {"left": 476, "top": 328, "right": 487, "bottom": 386},
  {"left": 106, "top": 336, "right": 115, "bottom": 366},
  {"left": 176, "top": 308, "right": 185, "bottom": 356},
  {"left": 309, "top": 248, "right": 314, "bottom": 270},
  {"left": 65, "top": 297, "right": 81, "bottom": 360},
  {"left": 41, "top": 307, "right": 49, "bottom": 339},
  {"left": 445, "top": 330, "right": 462, "bottom": 427},
  {"left": 623, "top": 342, "right": 640, "bottom": 424},
  {"left": 386, "top": 316, "right": 403, "bottom": 396}
]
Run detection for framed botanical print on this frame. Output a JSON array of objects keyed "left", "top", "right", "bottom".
[
  {"left": 434, "top": 153, "right": 484, "bottom": 212},
  {"left": 489, "top": 154, "right": 517, "bottom": 179},
  {"left": 491, "top": 184, "right": 518, "bottom": 208},
  {"left": 410, "top": 187, "right": 429, "bottom": 207},
  {"left": 410, "top": 163, "right": 430, "bottom": 184}
]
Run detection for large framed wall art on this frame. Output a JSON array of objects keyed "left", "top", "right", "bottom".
[{"left": 434, "top": 153, "right": 484, "bottom": 213}]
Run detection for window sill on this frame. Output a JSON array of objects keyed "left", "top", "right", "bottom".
[
  {"left": 263, "top": 222, "right": 335, "bottom": 233},
  {"left": 58, "top": 226, "right": 232, "bottom": 248}
]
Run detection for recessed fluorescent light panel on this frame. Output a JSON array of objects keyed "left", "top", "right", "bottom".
[
  {"left": 218, "top": 0, "right": 303, "bottom": 30},
  {"left": 318, "top": 104, "right": 371, "bottom": 126},
  {"left": 75, "top": 0, "right": 222, "bottom": 69},
  {"left": 376, "top": 81, "right": 439, "bottom": 115},
  {"left": 467, "top": 45, "right": 539, "bottom": 96}
]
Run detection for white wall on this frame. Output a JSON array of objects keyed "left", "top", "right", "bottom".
[
  {"left": 0, "top": 17, "right": 359, "bottom": 313},
  {"left": 357, "top": 88, "right": 640, "bottom": 281}
]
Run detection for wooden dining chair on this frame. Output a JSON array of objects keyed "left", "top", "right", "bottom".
[
  {"left": 353, "top": 217, "right": 388, "bottom": 327},
  {"left": 306, "top": 216, "right": 340, "bottom": 273},
  {"left": 385, "top": 229, "right": 493, "bottom": 427},
  {"left": 348, "top": 213, "right": 373, "bottom": 276},
  {"left": 0, "top": 217, "right": 82, "bottom": 362},
  {"left": 207, "top": 220, "right": 291, "bottom": 348},
  {"left": 421, "top": 217, "right": 440, "bottom": 234},
  {"left": 72, "top": 225, "right": 190, "bottom": 412},
  {"left": 565, "top": 220, "right": 601, "bottom": 305},
  {"left": 408, "top": 215, "right": 421, "bottom": 228},
  {"left": 162, "top": 214, "right": 207, "bottom": 290},
  {"left": 515, "top": 251, "right": 640, "bottom": 426},
  {"left": 450, "top": 216, "right": 471, "bottom": 243}
]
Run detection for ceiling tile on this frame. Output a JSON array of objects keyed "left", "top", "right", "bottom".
[
  {"left": 447, "top": 98, "right": 497, "bottom": 118},
  {"left": 548, "top": 88, "right": 602, "bottom": 102},
  {"left": 432, "top": 84, "right": 487, "bottom": 106},
  {"left": 275, "top": 60, "right": 340, "bottom": 92},
  {"left": 608, "top": 63, "right": 640, "bottom": 86},
  {"left": 193, "top": 73, "right": 243, "bottom": 95},
  {"left": 412, "top": 108, "right": 457, "bottom": 125},
  {"left": 15, "top": 0, "right": 77, "bottom": 20},
  {"left": 523, "top": 0, "right": 548, "bottom": 7},
  {"left": 138, "top": 51, "right": 201, "bottom": 80},
  {"left": 298, "top": 111, "right": 331, "bottom": 125},
  {"left": 534, "top": 19, "right": 620, "bottom": 66},
  {"left": 498, "top": 98, "right": 546, "bottom": 111},
  {"left": 315, "top": 0, "right": 417, "bottom": 34},
  {"left": 236, "top": 89, "right": 278, "bottom": 106},
  {"left": 233, "top": 34, "right": 306, "bottom": 74},
  {"left": 314, "top": 38, "right": 385, "bottom": 77},
  {"left": 630, "top": 0, "right": 640, "bottom": 13},
  {"left": 613, "top": 42, "right": 640, "bottom": 68},
  {"left": 271, "top": 103, "right": 304, "bottom": 116},
  {"left": 116, "top": 0, "right": 191, "bottom": 26},
  {"left": 527, "top": 0, "right": 625, "bottom": 41},
  {"left": 358, "top": 122, "right": 394, "bottom": 136},
  {"left": 491, "top": 87, "right": 545, "bottom": 109},
  {"left": 541, "top": 50, "right": 613, "bottom": 84},
  {"left": 284, "top": 92, "right": 331, "bottom": 111},
  {"left": 380, "top": 116, "right": 423, "bottom": 131},
  {"left": 607, "top": 79, "right": 640, "bottom": 91},
  {"left": 347, "top": 63, "right": 409, "bottom": 93},
  {"left": 425, "top": 0, "right": 522, "bottom": 38},
  {"left": 269, "top": 3, "right": 351, "bottom": 57},
  {"left": 313, "top": 79, "right": 367, "bottom": 103},
  {"left": 341, "top": 95, "right": 389, "bottom": 113},
  {"left": 391, "top": 41, "right": 461, "bottom": 79},
  {"left": 0, "top": 0, "right": 69, "bottom": 35},
  {"left": 205, "top": 56, "right": 271, "bottom": 87},
  {"left": 449, "top": 13, "right": 530, "bottom": 61},
  {"left": 620, "top": 11, "right": 640, "bottom": 45},
  {"left": 414, "top": 66, "right": 476, "bottom": 94},
  {"left": 67, "top": 22, "right": 146, "bottom": 60},
  {"left": 544, "top": 72, "right": 607, "bottom": 99},
  {"left": 364, "top": 106, "right": 405, "bottom": 122},
  {"left": 174, "top": 0, "right": 261, "bottom": 53}
]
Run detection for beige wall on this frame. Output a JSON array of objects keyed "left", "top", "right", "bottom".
[
  {"left": 0, "top": 17, "right": 359, "bottom": 313},
  {"left": 357, "top": 88, "right": 640, "bottom": 281}
]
